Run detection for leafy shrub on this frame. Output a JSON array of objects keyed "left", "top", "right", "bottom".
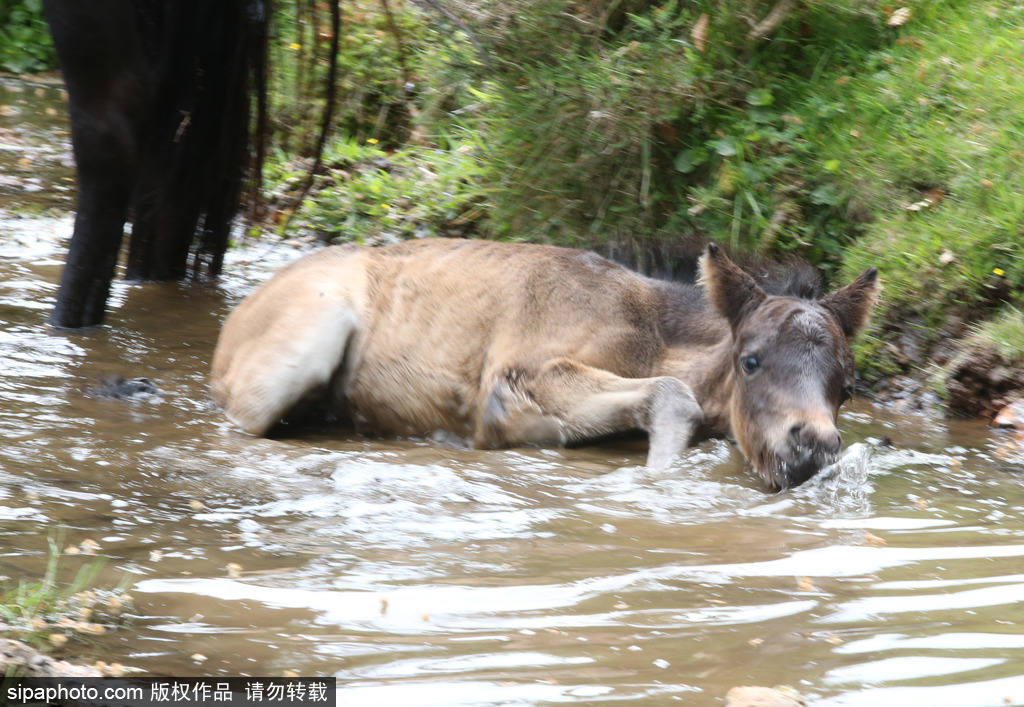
[
  {"left": 0, "top": 0, "right": 56, "bottom": 73},
  {"left": 270, "top": 0, "right": 901, "bottom": 258},
  {"left": 265, "top": 136, "right": 491, "bottom": 242}
]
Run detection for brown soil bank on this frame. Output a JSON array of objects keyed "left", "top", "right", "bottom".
[{"left": 945, "top": 346, "right": 1024, "bottom": 419}]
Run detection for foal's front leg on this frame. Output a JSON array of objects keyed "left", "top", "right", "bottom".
[{"left": 476, "top": 359, "right": 703, "bottom": 468}]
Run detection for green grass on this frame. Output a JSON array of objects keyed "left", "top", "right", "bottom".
[
  {"left": 966, "top": 306, "right": 1024, "bottom": 363},
  {"left": 263, "top": 135, "right": 492, "bottom": 242},
  {"left": 264, "top": 0, "right": 900, "bottom": 253},
  {"left": 0, "top": 535, "right": 133, "bottom": 651},
  {"left": 811, "top": 1, "right": 1024, "bottom": 376}
]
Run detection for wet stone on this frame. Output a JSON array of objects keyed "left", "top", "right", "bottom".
[
  {"left": 946, "top": 346, "right": 1024, "bottom": 417},
  {"left": 724, "top": 685, "right": 805, "bottom": 707},
  {"left": 0, "top": 639, "right": 102, "bottom": 677},
  {"left": 994, "top": 398, "right": 1024, "bottom": 430}
]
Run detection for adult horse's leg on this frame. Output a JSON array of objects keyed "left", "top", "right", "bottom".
[
  {"left": 477, "top": 359, "right": 704, "bottom": 468},
  {"left": 125, "top": 0, "right": 259, "bottom": 283},
  {"left": 44, "top": 0, "right": 150, "bottom": 328}
]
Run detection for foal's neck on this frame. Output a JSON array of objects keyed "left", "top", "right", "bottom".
[{"left": 654, "top": 281, "right": 736, "bottom": 436}]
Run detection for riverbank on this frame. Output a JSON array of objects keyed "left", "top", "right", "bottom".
[
  {"left": 256, "top": 1, "right": 1024, "bottom": 417},
  {"left": 3, "top": 1, "right": 1022, "bottom": 415}
]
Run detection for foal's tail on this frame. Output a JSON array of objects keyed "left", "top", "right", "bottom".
[{"left": 125, "top": 0, "right": 270, "bottom": 282}]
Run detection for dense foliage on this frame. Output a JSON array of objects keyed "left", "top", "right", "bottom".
[
  {"left": 262, "top": 0, "right": 1024, "bottom": 387},
  {"left": 4, "top": 0, "right": 1023, "bottom": 386},
  {"left": 0, "top": 0, "right": 55, "bottom": 73}
]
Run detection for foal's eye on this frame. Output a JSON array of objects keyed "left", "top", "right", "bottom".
[
  {"left": 840, "top": 383, "right": 855, "bottom": 404},
  {"left": 740, "top": 354, "right": 761, "bottom": 374}
]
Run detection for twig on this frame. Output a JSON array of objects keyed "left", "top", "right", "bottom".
[
  {"left": 283, "top": 0, "right": 342, "bottom": 230},
  {"left": 246, "top": 0, "right": 271, "bottom": 225},
  {"left": 746, "top": 0, "right": 796, "bottom": 42}
]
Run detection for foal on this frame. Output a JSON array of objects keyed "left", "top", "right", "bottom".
[{"left": 211, "top": 239, "right": 879, "bottom": 490}]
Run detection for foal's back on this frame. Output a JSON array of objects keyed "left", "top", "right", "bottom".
[
  {"left": 211, "top": 239, "right": 673, "bottom": 437},
  {"left": 357, "top": 239, "right": 665, "bottom": 373}
]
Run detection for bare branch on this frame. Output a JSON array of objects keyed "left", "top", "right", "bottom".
[
  {"left": 746, "top": 0, "right": 796, "bottom": 42},
  {"left": 283, "top": 0, "right": 342, "bottom": 229}
]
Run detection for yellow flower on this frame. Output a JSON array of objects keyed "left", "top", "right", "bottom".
[
  {"left": 289, "top": 43, "right": 302, "bottom": 50},
  {"left": 993, "top": 267, "right": 1005, "bottom": 277},
  {"left": 367, "top": 138, "right": 379, "bottom": 145}
]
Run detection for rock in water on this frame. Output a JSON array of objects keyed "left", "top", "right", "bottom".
[{"left": 724, "top": 685, "right": 806, "bottom": 707}]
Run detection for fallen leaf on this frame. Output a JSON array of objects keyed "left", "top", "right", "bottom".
[
  {"left": 863, "top": 531, "right": 887, "bottom": 546},
  {"left": 887, "top": 7, "right": 912, "bottom": 27},
  {"left": 691, "top": 13, "right": 709, "bottom": 53}
]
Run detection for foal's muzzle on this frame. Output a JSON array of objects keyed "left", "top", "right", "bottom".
[{"left": 778, "top": 422, "right": 842, "bottom": 489}]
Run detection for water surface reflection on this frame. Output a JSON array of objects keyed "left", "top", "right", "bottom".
[{"left": 2, "top": 76, "right": 1024, "bottom": 707}]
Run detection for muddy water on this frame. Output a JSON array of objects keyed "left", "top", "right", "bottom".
[{"left": 3, "top": 76, "right": 1024, "bottom": 706}]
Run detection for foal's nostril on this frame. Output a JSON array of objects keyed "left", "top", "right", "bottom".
[
  {"left": 782, "top": 421, "right": 843, "bottom": 489},
  {"left": 788, "top": 423, "right": 841, "bottom": 456},
  {"left": 788, "top": 423, "right": 805, "bottom": 448}
]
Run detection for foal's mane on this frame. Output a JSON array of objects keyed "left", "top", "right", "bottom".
[
  {"left": 606, "top": 238, "right": 823, "bottom": 300},
  {"left": 606, "top": 238, "right": 824, "bottom": 346}
]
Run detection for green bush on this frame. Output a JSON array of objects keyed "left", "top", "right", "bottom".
[
  {"left": 0, "top": 0, "right": 55, "bottom": 73},
  {"left": 444, "top": 0, "right": 892, "bottom": 253},
  {"left": 278, "top": 137, "right": 492, "bottom": 242},
  {"left": 271, "top": 0, "right": 899, "bottom": 254}
]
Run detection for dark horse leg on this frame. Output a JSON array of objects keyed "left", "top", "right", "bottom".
[
  {"left": 43, "top": 0, "right": 150, "bottom": 329},
  {"left": 44, "top": 0, "right": 267, "bottom": 328},
  {"left": 125, "top": 1, "right": 257, "bottom": 282}
]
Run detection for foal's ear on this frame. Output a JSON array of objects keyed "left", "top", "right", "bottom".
[
  {"left": 699, "top": 243, "right": 766, "bottom": 329},
  {"left": 820, "top": 268, "right": 881, "bottom": 339}
]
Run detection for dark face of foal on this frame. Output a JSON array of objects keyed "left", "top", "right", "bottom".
[
  {"left": 700, "top": 244, "right": 880, "bottom": 491},
  {"left": 730, "top": 298, "right": 853, "bottom": 490}
]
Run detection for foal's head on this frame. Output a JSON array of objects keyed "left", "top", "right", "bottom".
[{"left": 701, "top": 244, "right": 880, "bottom": 491}]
